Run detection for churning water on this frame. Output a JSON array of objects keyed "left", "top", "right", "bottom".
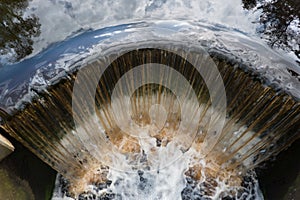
[{"left": 0, "top": 1, "right": 299, "bottom": 200}]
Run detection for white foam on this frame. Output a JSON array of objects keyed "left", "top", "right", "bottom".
[{"left": 51, "top": 110, "right": 264, "bottom": 199}]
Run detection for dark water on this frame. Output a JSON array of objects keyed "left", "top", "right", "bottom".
[{"left": 0, "top": 128, "right": 56, "bottom": 200}]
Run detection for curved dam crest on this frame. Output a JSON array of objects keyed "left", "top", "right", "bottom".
[
  {"left": 0, "top": 20, "right": 299, "bottom": 200},
  {"left": 0, "top": 20, "right": 299, "bottom": 115}
]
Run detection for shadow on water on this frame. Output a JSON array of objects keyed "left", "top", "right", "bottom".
[
  {"left": 256, "top": 139, "right": 300, "bottom": 200},
  {"left": 0, "top": 128, "right": 56, "bottom": 200}
]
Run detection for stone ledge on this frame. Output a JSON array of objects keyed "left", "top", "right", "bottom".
[{"left": 0, "top": 134, "right": 14, "bottom": 161}]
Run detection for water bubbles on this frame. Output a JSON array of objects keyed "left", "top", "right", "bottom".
[{"left": 1, "top": 19, "right": 298, "bottom": 200}]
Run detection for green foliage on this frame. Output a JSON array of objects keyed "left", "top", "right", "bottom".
[
  {"left": 0, "top": 0, "right": 40, "bottom": 61},
  {"left": 243, "top": 0, "right": 300, "bottom": 63}
]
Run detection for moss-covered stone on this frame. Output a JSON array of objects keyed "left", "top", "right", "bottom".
[{"left": 0, "top": 168, "right": 34, "bottom": 200}]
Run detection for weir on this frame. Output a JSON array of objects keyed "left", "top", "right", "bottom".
[{"left": 0, "top": 21, "right": 299, "bottom": 199}]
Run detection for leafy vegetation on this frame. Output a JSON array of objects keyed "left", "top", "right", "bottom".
[
  {"left": 0, "top": 0, "right": 40, "bottom": 62},
  {"left": 243, "top": 0, "right": 300, "bottom": 63}
]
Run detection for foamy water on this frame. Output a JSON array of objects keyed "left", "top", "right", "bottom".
[
  {"left": 0, "top": 19, "right": 299, "bottom": 200},
  {"left": 1, "top": 1, "right": 299, "bottom": 200},
  {"left": 51, "top": 128, "right": 264, "bottom": 200},
  {"left": 50, "top": 91, "right": 263, "bottom": 200}
]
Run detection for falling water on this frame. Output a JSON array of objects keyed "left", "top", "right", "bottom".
[
  {"left": 0, "top": 1, "right": 300, "bottom": 200},
  {"left": 0, "top": 19, "right": 299, "bottom": 199}
]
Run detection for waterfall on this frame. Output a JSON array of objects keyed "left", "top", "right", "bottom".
[{"left": 0, "top": 21, "right": 299, "bottom": 199}]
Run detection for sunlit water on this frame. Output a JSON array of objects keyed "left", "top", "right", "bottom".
[
  {"left": 0, "top": 1, "right": 299, "bottom": 200},
  {"left": 14, "top": 20, "right": 296, "bottom": 200},
  {"left": 25, "top": 0, "right": 259, "bottom": 56}
]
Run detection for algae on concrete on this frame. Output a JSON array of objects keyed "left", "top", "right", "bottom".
[{"left": 0, "top": 168, "right": 34, "bottom": 200}]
